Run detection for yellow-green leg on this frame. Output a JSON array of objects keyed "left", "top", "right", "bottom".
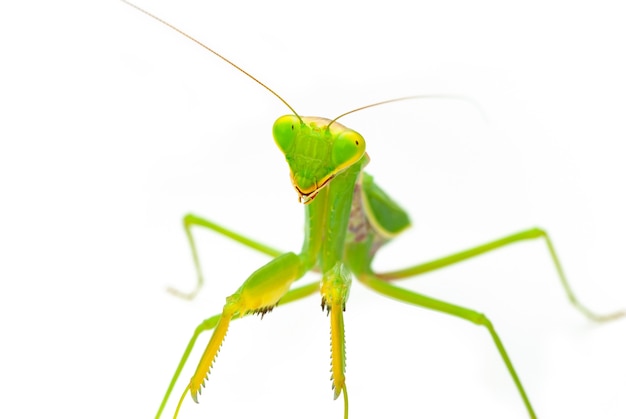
[{"left": 156, "top": 281, "right": 319, "bottom": 419}]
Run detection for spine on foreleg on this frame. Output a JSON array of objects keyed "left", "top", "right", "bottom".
[{"left": 329, "top": 301, "right": 346, "bottom": 399}]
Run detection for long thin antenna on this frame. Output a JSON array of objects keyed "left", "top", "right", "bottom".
[
  {"left": 121, "top": 0, "right": 302, "bottom": 121},
  {"left": 329, "top": 95, "right": 487, "bottom": 128}
]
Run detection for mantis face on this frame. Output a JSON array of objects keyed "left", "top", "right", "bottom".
[{"left": 273, "top": 115, "right": 366, "bottom": 204}]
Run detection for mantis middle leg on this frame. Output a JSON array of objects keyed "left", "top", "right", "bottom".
[{"left": 378, "top": 227, "right": 624, "bottom": 321}]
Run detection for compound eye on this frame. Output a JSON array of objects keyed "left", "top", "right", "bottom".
[
  {"left": 331, "top": 130, "right": 366, "bottom": 170},
  {"left": 273, "top": 115, "right": 300, "bottom": 154}
]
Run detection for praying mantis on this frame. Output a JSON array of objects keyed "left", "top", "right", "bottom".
[{"left": 122, "top": 2, "right": 625, "bottom": 418}]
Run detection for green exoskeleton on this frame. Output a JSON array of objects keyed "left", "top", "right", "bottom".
[{"left": 122, "top": 2, "right": 625, "bottom": 418}]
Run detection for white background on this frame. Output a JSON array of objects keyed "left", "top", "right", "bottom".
[{"left": 1, "top": 1, "right": 626, "bottom": 418}]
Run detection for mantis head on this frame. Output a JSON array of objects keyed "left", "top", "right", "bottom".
[{"left": 273, "top": 115, "right": 366, "bottom": 204}]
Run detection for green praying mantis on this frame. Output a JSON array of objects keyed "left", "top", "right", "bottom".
[{"left": 123, "top": 2, "right": 625, "bottom": 418}]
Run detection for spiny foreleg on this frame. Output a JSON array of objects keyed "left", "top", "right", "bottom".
[
  {"left": 174, "top": 252, "right": 304, "bottom": 417},
  {"left": 321, "top": 262, "right": 352, "bottom": 419}
]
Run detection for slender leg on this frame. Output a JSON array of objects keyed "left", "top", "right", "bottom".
[
  {"left": 156, "top": 281, "right": 319, "bottom": 419},
  {"left": 378, "top": 227, "right": 624, "bottom": 322},
  {"left": 168, "top": 213, "right": 284, "bottom": 299},
  {"left": 358, "top": 273, "right": 537, "bottom": 418}
]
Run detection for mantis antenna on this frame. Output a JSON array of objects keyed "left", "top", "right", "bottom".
[
  {"left": 329, "top": 95, "right": 487, "bottom": 128},
  {"left": 121, "top": 0, "right": 303, "bottom": 123},
  {"left": 123, "top": 1, "right": 485, "bottom": 132}
]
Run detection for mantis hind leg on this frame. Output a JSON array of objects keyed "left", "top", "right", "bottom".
[
  {"left": 357, "top": 273, "right": 537, "bottom": 418},
  {"left": 378, "top": 227, "right": 624, "bottom": 322},
  {"left": 156, "top": 281, "right": 319, "bottom": 419},
  {"left": 168, "top": 213, "right": 284, "bottom": 299}
]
